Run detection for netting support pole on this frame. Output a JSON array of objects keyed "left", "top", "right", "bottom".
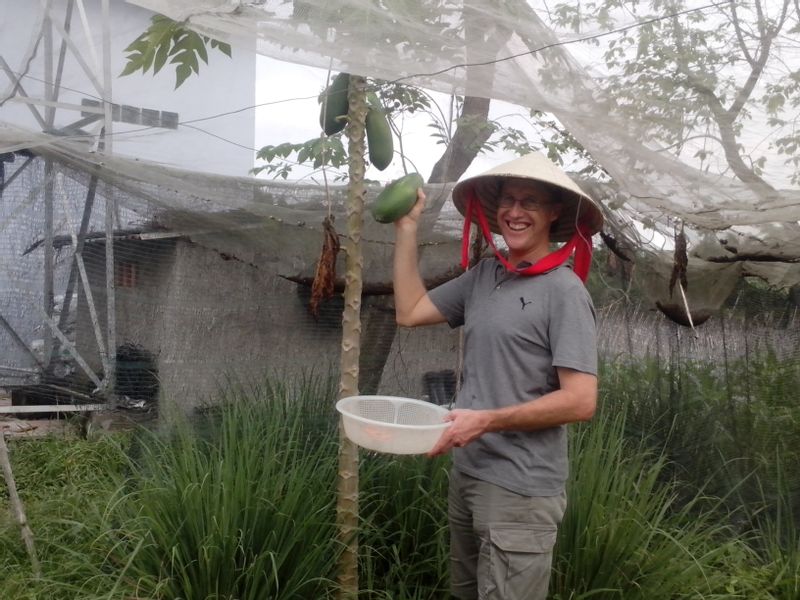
[
  {"left": 42, "top": 15, "right": 55, "bottom": 371},
  {"left": 43, "top": 163, "right": 55, "bottom": 371},
  {"left": 0, "top": 433, "right": 41, "bottom": 579},
  {"left": 101, "top": 0, "right": 116, "bottom": 406},
  {"left": 46, "top": 0, "right": 80, "bottom": 368},
  {"left": 0, "top": 152, "right": 34, "bottom": 196},
  {"left": 53, "top": 173, "right": 110, "bottom": 374},
  {"left": 56, "top": 185, "right": 110, "bottom": 377},
  {"left": 51, "top": 176, "right": 98, "bottom": 366},
  {"left": 0, "top": 313, "right": 44, "bottom": 370},
  {"left": 39, "top": 309, "right": 102, "bottom": 390}
]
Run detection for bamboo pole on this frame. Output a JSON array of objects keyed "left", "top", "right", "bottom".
[{"left": 0, "top": 433, "right": 41, "bottom": 578}]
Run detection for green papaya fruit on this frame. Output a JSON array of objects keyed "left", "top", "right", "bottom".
[
  {"left": 366, "top": 91, "right": 381, "bottom": 109},
  {"left": 366, "top": 105, "right": 393, "bottom": 171},
  {"left": 371, "top": 172, "right": 424, "bottom": 223},
  {"left": 319, "top": 72, "right": 350, "bottom": 135}
]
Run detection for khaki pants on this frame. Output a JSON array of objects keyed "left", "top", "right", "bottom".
[{"left": 448, "top": 469, "right": 567, "bottom": 600}]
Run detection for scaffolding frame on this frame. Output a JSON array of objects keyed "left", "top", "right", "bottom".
[{"left": 0, "top": 0, "right": 116, "bottom": 406}]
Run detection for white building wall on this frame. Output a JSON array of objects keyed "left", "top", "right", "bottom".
[{"left": 0, "top": 0, "right": 256, "bottom": 177}]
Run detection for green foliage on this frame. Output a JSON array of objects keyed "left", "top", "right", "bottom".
[
  {"left": 725, "top": 277, "right": 798, "bottom": 322},
  {"left": 526, "top": 111, "right": 609, "bottom": 179},
  {"left": 2, "top": 360, "right": 799, "bottom": 598},
  {"left": 599, "top": 351, "right": 800, "bottom": 520},
  {"left": 552, "top": 410, "right": 739, "bottom": 598},
  {"left": 114, "top": 376, "right": 341, "bottom": 600},
  {"left": 359, "top": 454, "right": 450, "bottom": 599},
  {"left": 0, "top": 435, "right": 131, "bottom": 599},
  {"left": 120, "top": 15, "right": 231, "bottom": 88},
  {"left": 0, "top": 434, "right": 126, "bottom": 502},
  {"left": 254, "top": 136, "right": 349, "bottom": 179},
  {"left": 375, "top": 82, "right": 432, "bottom": 116},
  {"left": 598, "top": 348, "right": 800, "bottom": 598},
  {"left": 719, "top": 458, "right": 800, "bottom": 600},
  {"left": 549, "top": 0, "right": 800, "bottom": 185},
  {"left": 762, "top": 71, "right": 800, "bottom": 185}
]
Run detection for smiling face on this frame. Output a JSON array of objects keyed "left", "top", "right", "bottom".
[{"left": 495, "top": 178, "right": 561, "bottom": 265}]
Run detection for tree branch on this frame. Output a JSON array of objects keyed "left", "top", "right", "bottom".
[
  {"left": 705, "top": 254, "right": 800, "bottom": 263},
  {"left": 671, "top": 10, "right": 778, "bottom": 197},
  {"left": 280, "top": 266, "right": 461, "bottom": 296},
  {"left": 727, "top": 30, "right": 774, "bottom": 120},
  {"left": 729, "top": 0, "right": 756, "bottom": 66},
  {"left": 428, "top": 95, "right": 494, "bottom": 183}
]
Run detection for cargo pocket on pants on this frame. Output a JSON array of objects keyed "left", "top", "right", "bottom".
[{"left": 481, "top": 525, "right": 558, "bottom": 600}]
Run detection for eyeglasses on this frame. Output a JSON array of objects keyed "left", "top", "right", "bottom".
[{"left": 496, "top": 195, "right": 552, "bottom": 211}]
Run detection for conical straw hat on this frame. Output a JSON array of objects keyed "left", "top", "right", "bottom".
[{"left": 451, "top": 153, "right": 604, "bottom": 242}]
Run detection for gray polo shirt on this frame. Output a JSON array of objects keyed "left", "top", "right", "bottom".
[{"left": 428, "top": 258, "right": 597, "bottom": 496}]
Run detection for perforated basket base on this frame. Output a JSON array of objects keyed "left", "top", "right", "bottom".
[{"left": 336, "top": 395, "right": 450, "bottom": 454}]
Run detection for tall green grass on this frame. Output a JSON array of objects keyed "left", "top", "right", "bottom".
[
  {"left": 740, "top": 462, "right": 800, "bottom": 600},
  {"left": 552, "top": 410, "right": 740, "bottom": 599},
  {"left": 0, "top": 435, "right": 131, "bottom": 599},
  {"left": 359, "top": 453, "right": 450, "bottom": 599},
  {"left": 599, "top": 353, "right": 800, "bottom": 521},
  {"left": 2, "top": 362, "right": 798, "bottom": 599},
  {"left": 113, "top": 375, "right": 343, "bottom": 600}
]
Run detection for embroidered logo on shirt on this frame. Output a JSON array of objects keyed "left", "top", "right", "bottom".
[{"left": 520, "top": 297, "right": 533, "bottom": 310}]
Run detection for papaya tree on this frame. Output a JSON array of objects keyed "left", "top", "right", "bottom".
[{"left": 334, "top": 73, "right": 369, "bottom": 598}]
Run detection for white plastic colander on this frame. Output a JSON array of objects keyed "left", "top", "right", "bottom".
[{"left": 336, "top": 395, "right": 450, "bottom": 455}]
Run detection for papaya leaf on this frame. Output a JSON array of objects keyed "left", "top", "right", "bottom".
[
  {"left": 153, "top": 39, "right": 171, "bottom": 74},
  {"left": 123, "top": 38, "right": 149, "bottom": 54},
  {"left": 188, "top": 32, "right": 209, "bottom": 64},
  {"left": 119, "top": 58, "right": 143, "bottom": 77},
  {"left": 297, "top": 145, "right": 311, "bottom": 164},
  {"left": 210, "top": 40, "right": 232, "bottom": 57},
  {"left": 175, "top": 63, "right": 192, "bottom": 89},
  {"left": 170, "top": 50, "right": 200, "bottom": 77},
  {"left": 255, "top": 136, "right": 347, "bottom": 179},
  {"left": 121, "top": 14, "right": 232, "bottom": 88},
  {"left": 140, "top": 44, "right": 156, "bottom": 73},
  {"left": 169, "top": 32, "right": 196, "bottom": 56},
  {"left": 144, "top": 17, "right": 173, "bottom": 45}
]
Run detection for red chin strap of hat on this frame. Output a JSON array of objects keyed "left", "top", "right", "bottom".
[{"left": 460, "top": 191, "right": 593, "bottom": 282}]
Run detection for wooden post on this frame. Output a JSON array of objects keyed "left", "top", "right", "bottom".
[{"left": 0, "top": 433, "right": 41, "bottom": 578}]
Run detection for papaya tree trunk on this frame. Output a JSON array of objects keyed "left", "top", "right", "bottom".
[{"left": 336, "top": 74, "right": 368, "bottom": 599}]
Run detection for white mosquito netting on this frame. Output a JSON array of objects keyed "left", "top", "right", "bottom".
[{"left": 0, "top": 0, "right": 798, "bottom": 410}]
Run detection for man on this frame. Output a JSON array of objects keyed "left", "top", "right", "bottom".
[{"left": 392, "top": 153, "right": 604, "bottom": 600}]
